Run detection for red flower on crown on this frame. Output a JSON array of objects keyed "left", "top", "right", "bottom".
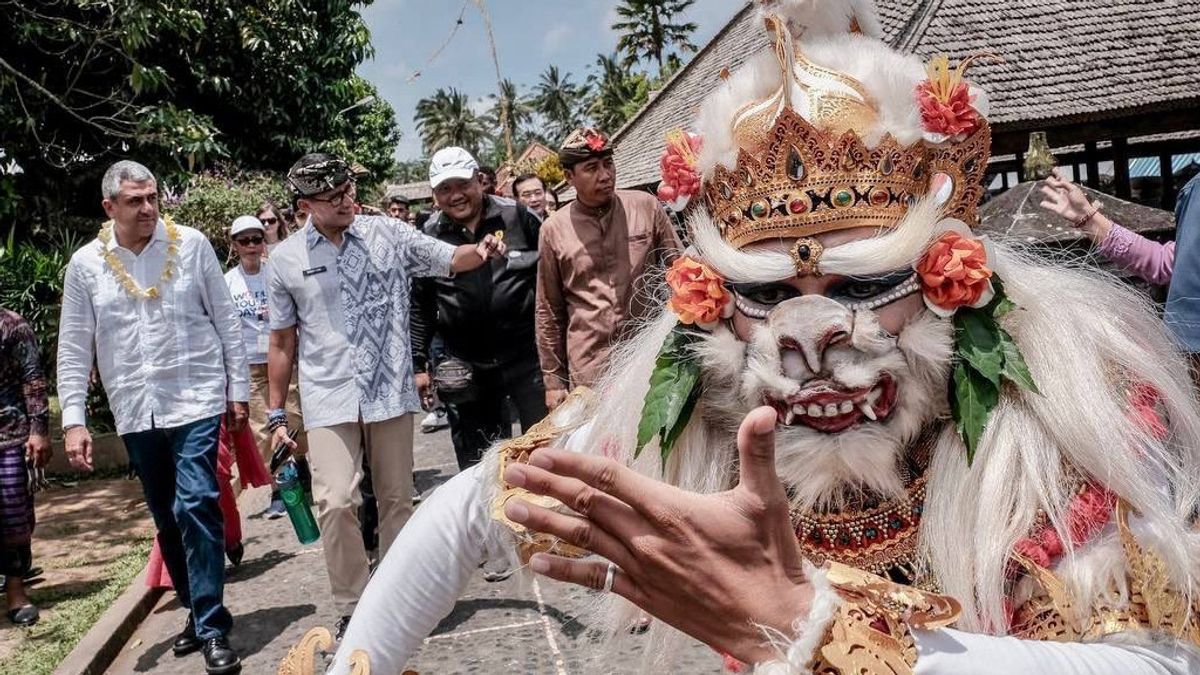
[
  {"left": 584, "top": 130, "right": 607, "bottom": 152},
  {"left": 916, "top": 55, "right": 984, "bottom": 139}
]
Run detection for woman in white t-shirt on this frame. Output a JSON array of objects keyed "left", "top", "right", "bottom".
[{"left": 226, "top": 215, "right": 307, "bottom": 518}]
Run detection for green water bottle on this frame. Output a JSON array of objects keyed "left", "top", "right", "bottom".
[{"left": 277, "top": 460, "right": 320, "bottom": 544}]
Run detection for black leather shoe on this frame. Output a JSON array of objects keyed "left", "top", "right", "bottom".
[
  {"left": 172, "top": 614, "right": 201, "bottom": 656},
  {"left": 334, "top": 615, "right": 351, "bottom": 642},
  {"left": 202, "top": 636, "right": 241, "bottom": 674},
  {"left": 226, "top": 542, "right": 244, "bottom": 567}
]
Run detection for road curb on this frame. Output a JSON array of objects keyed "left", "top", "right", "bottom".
[{"left": 52, "top": 566, "right": 163, "bottom": 675}]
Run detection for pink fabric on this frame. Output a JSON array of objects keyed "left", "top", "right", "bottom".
[
  {"left": 221, "top": 420, "right": 272, "bottom": 489},
  {"left": 1096, "top": 223, "right": 1175, "bottom": 286}
]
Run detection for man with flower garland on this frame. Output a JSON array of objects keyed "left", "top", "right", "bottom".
[
  {"left": 59, "top": 160, "right": 247, "bottom": 674},
  {"left": 320, "top": 2, "right": 1200, "bottom": 674}
]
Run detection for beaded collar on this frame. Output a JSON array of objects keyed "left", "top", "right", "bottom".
[{"left": 789, "top": 434, "right": 934, "bottom": 583}]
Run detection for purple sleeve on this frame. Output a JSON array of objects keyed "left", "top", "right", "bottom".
[{"left": 1095, "top": 223, "right": 1175, "bottom": 286}]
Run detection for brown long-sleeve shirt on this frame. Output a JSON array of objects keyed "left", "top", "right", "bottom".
[{"left": 535, "top": 189, "right": 682, "bottom": 391}]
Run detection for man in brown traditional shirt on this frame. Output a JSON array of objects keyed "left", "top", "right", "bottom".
[{"left": 535, "top": 128, "right": 682, "bottom": 410}]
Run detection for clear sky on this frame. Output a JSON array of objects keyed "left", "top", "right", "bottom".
[{"left": 357, "top": 0, "right": 742, "bottom": 161}]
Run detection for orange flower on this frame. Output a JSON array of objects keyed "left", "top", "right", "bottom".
[
  {"left": 667, "top": 256, "right": 730, "bottom": 325},
  {"left": 918, "top": 231, "right": 993, "bottom": 313}
]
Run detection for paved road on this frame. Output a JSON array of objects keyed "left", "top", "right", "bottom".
[{"left": 106, "top": 419, "right": 720, "bottom": 674}]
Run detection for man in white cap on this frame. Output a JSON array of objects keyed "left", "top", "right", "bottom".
[
  {"left": 265, "top": 153, "right": 507, "bottom": 641},
  {"left": 225, "top": 215, "right": 306, "bottom": 518},
  {"left": 411, "top": 147, "right": 546, "bottom": 472}
]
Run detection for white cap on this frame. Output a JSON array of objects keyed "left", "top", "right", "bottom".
[
  {"left": 428, "top": 147, "right": 479, "bottom": 189},
  {"left": 230, "top": 215, "right": 265, "bottom": 237}
]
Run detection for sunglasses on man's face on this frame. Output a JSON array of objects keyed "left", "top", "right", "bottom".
[{"left": 235, "top": 235, "right": 264, "bottom": 246}]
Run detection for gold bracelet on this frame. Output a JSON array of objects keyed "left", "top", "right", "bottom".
[{"left": 808, "top": 563, "right": 961, "bottom": 675}]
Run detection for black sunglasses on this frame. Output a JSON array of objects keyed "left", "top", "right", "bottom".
[
  {"left": 259, "top": 217, "right": 279, "bottom": 225},
  {"left": 234, "top": 235, "right": 264, "bottom": 246}
]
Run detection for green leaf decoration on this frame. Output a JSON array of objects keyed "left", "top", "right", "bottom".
[
  {"left": 951, "top": 362, "right": 999, "bottom": 463},
  {"left": 992, "top": 295, "right": 1016, "bottom": 319},
  {"left": 998, "top": 329, "right": 1040, "bottom": 394},
  {"left": 635, "top": 324, "right": 702, "bottom": 464},
  {"left": 660, "top": 385, "right": 701, "bottom": 466},
  {"left": 948, "top": 277, "right": 1039, "bottom": 464},
  {"left": 954, "top": 309, "right": 1003, "bottom": 387}
]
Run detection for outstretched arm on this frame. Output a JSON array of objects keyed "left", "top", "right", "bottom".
[{"left": 327, "top": 463, "right": 504, "bottom": 675}]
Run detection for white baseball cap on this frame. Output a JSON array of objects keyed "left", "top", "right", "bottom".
[
  {"left": 429, "top": 147, "right": 479, "bottom": 189},
  {"left": 230, "top": 215, "right": 265, "bottom": 237}
]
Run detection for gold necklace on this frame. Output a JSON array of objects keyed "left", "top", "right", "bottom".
[{"left": 97, "top": 216, "right": 182, "bottom": 299}]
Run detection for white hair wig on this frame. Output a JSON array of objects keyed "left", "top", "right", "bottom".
[
  {"left": 696, "top": 2, "right": 926, "bottom": 178},
  {"left": 562, "top": 228, "right": 1200, "bottom": 667}
]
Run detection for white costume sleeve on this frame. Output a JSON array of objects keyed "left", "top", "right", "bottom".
[
  {"left": 913, "top": 628, "right": 1199, "bottom": 674},
  {"left": 757, "top": 566, "right": 1199, "bottom": 675},
  {"left": 326, "top": 462, "right": 508, "bottom": 675}
]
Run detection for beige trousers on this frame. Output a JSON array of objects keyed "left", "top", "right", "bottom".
[
  {"left": 248, "top": 363, "right": 307, "bottom": 471},
  {"left": 306, "top": 414, "right": 414, "bottom": 614}
]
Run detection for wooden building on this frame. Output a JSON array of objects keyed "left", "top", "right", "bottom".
[{"left": 590, "top": 1, "right": 1200, "bottom": 210}]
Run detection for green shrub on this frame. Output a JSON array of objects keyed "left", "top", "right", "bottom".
[
  {"left": 0, "top": 228, "right": 117, "bottom": 432},
  {"left": 164, "top": 168, "right": 288, "bottom": 261}
]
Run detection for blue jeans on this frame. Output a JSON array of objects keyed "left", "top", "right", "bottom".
[{"left": 122, "top": 415, "right": 232, "bottom": 639}]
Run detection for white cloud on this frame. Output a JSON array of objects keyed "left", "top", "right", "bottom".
[{"left": 542, "top": 22, "right": 571, "bottom": 55}]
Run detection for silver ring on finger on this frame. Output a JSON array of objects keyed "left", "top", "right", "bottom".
[{"left": 603, "top": 561, "right": 618, "bottom": 593}]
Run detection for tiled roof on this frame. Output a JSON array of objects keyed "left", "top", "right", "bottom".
[{"left": 605, "top": 0, "right": 1200, "bottom": 192}]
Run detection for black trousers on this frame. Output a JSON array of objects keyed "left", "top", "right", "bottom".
[{"left": 446, "top": 357, "right": 547, "bottom": 470}]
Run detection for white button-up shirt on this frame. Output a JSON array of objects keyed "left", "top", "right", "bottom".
[
  {"left": 267, "top": 216, "right": 455, "bottom": 429},
  {"left": 57, "top": 220, "right": 249, "bottom": 435}
]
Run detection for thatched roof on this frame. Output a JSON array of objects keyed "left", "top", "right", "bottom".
[
  {"left": 384, "top": 181, "right": 432, "bottom": 203},
  {"left": 598, "top": 0, "right": 1200, "bottom": 195},
  {"left": 979, "top": 180, "right": 1175, "bottom": 245}
]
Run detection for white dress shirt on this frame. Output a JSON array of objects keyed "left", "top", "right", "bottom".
[{"left": 57, "top": 220, "right": 249, "bottom": 435}]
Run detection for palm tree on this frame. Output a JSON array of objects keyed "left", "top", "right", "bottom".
[
  {"left": 413, "top": 88, "right": 490, "bottom": 157},
  {"left": 487, "top": 79, "right": 533, "bottom": 163},
  {"left": 587, "top": 53, "right": 648, "bottom": 133},
  {"left": 531, "top": 66, "right": 583, "bottom": 145},
  {"left": 611, "top": 0, "right": 698, "bottom": 71}
]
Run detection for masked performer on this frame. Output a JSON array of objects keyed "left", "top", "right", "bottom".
[{"left": 317, "top": 1, "right": 1200, "bottom": 673}]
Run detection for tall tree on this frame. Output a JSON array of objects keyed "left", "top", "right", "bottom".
[
  {"left": 0, "top": 0, "right": 401, "bottom": 227},
  {"left": 414, "top": 88, "right": 490, "bottom": 157},
  {"left": 531, "top": 66, "right": 584, "bottom": 145},
  {"left": 586, "top": 53, "right": 649, "bottom": 133},
  {"left": 611, "top": 0, "right": 699, "bottom": 71},
  {"left": 487, "top": 79, "right": 533, "bottom": 163}
]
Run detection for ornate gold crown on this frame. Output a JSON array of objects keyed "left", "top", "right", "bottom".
[{"left": 702, "top": 15, "right": 991, "bottom": 249}]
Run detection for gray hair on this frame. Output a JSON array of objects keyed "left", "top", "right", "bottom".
[{"left": 101, "top": 160, "right": 156, "bottom": 200}]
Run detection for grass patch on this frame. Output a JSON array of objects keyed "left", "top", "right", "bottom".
[{"left": 0, "top": 539, "right": 151, "bottom": 675}]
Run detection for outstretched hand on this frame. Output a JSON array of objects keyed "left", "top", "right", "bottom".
[
  {"left": 502, "top": 406, "right": 810, "bottom": 664},
  {"left": 476, "top": 233, "right": 507, "bottom": 261},
  {"left": 1039, "top": 168, "right": 1113, "bottom": 242}
]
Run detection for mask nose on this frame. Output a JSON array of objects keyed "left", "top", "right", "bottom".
[{"left": 772, "top": 295, "right": 853, "bottom": 375}]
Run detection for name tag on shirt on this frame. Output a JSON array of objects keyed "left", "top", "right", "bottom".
[{"left": 302, "top": 266, "right": 327, "bottom": 277}]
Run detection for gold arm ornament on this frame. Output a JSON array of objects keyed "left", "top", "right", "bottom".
[
  {"left": 808, "top": 562, "right": 961, "bottom": 675},
  {"left": 1011, "top": 500, "right": 1200, "bottom": 646},
  {"left": 491, "top": 387, "right": 597, "bottom": 563},
  {"left": 276, "top": 627, "right": 372, "bottom": 675}
]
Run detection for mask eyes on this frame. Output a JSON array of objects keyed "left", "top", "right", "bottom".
[
  {"left": 733, "top": 283, "right": 800, "bottom": 306},
  {"left": 731, "top": 271, "right": 920, "bottom": 320}
]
